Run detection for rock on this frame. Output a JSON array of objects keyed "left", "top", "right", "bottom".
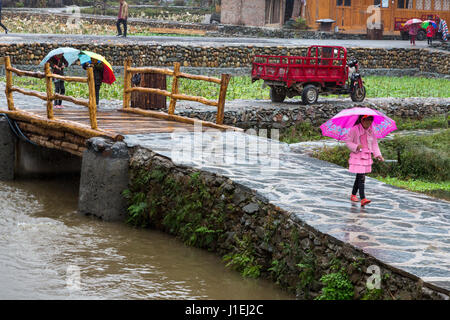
[{"left": 243, "top": 202, "right": 259, "bottom": 214}]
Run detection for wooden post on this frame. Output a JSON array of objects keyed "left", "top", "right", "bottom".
[
  {"left": 87, "top": 67, "right": 98, "bottom": 130},
  {"left": 44, "top": 63, "right": 54, "bottom": 120},
  {"left": 4, "top": 56, "right": 15, "bottom": 111},
  {"left": 168, "top": 62, "right": 180, "bottom": 115},
  {"left": 123, "top": 58, "right": 132, "bottom": 109},
  {"left": 216, "top": 74, "right": 231, "bottom": 125}
]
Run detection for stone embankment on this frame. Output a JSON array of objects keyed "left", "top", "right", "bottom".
[
  {"left": 84, "top": 136, "right": 448, "bottom": 300},
  {"left": 175, "top": 98, "right": 450, "bottom": 130},
  {"left": 1, "top": 41, "right": 449, "bottom": 74}
]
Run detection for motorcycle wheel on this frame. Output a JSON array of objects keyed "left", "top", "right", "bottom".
[{"left": 351, "top": 84, "right": 366, "bottom": 102}]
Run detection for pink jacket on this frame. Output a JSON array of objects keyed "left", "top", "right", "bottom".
[
  {"left": 345, "top": 124, "right": 382, "bottom": 165},
  {"left": 409, "top": 24, "right": 420, "bottom": 35}
]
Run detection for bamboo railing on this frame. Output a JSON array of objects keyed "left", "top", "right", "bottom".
[
  {"left": 2, "top": 56, "right": 98, "bottom": 130},
  {"left": 122, "top": 59, "right": 236, "bottom": 130}
]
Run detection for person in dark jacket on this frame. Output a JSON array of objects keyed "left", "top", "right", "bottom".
[
  {"left": 83, "top": 58, "right": 104, "bottom": 108},
  {"left": 49, "top": 53, "right": 69, "bottom": 108},
  {"left": 0, "top": 0, "right": 9, "bottom": 34}
]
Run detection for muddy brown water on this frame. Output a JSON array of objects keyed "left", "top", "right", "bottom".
[{"left": 0, "top": 176, "right": 294, "bottom": 300}]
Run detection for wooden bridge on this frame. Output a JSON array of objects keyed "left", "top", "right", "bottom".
[{"left": 0, "top": 56, "right": 241, "bottom": 157}]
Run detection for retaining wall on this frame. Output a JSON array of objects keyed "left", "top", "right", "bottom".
[
  {"left": 175, "top": 98, "right": 450, "bottom": 130},
  {"left": 2, "top": 43, "right": 449, "bottom": 74},
  {"left": 116, "top": 140, "right": 449, "bottom": 300}
]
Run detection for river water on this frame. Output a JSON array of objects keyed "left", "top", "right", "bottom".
[{"left": 0, "top": 176, "right": 294, "bottom": 300}]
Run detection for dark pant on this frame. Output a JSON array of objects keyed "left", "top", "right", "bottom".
[
  {"left": 54, "top": 80, "right": 65, "bottom": 105},
  {"left": 352, "top": 173, "right": 366, "bottom": 199},
  {"left": 410, "top": 34, "right": 416, "bottom": 45},
  {"left": 0, "top": 20, "right": 7, "bottom": 33},
  {"left": 0, "top": 12, "right": 7, "bottom": 33},
  {"left": 117, "top": 19, "right": 127, "bottom": 36},
  {"left": 427, "top": 36, "right": 433, "bottom": 45},
  {"left": 95, "top": 82, "right": 101, "bottom": 107}
]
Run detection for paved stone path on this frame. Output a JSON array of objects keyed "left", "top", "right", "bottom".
[{"left": 124, "top": 131, "right": 450, "bottom": 292}]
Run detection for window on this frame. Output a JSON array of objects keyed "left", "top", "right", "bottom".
[
  {"left": 374, "top": 0, "right": 381, "bottom": 5},
  {"left": 435, "top": 0, "right": 442, "bottom": 10},
  {"left": 398, "top": 0, "right": 413, "bottom": 8},
  {"left": 424, "top": 0, "right": 432, "bottom": 10},
  {"left": 444, "top": 0, "right": 450, "bottom": 10},
  {"left": 337, "top": 0, "right": 351, "bottom": 6},
  {"left": 416, "top": 0, "right": 423, "bottom": 9}
]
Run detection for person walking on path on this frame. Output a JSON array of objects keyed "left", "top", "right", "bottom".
[
  {"left": 0, "top": 0, "right": 9, "bottom": 34},
  {"left": 49, "top": 53, "right": 68, "bottom": 108},
  {"left": 345, "top": 115, "right": 384, "bottom": 206},
  {"left": 408, "top": 23, "right": 420, "bottom": 46},
  {"left": 82, "top": 58, "right": 104, "bottom": 108},
  {"left": 426, "top": 24, "right": 434, "bottom": 46},
  {"left": 116, "top": 0, "right": 128, "bottom": 38}
]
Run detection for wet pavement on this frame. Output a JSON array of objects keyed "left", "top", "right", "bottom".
[{"left": 124, "top": 131, "right": 450, "bottom": 292}]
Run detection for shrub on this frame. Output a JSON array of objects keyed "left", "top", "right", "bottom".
[
  {"left": 315, "top": 270, "right": 354, "bottom": 300},
  {"left": 293, "top": 17, "right": 308, "bottom": 30}
]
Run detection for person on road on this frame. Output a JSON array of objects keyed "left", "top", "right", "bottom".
[
  {"left": 0, "top": 0, "right": 9, "bottom": 34},
  {"left": 345, "top": 115, "right": 384, "bottom": 207},
  {"left": 82, "top": 58, "right": 104, "bottom": 109},
  {"left": 438, "top": 18, "right": 448, "bottom": 42},
  {"left": 116, "top": 0, "right": 128, "bottom": 38},
  {"left": 49, "top": 53, "right": 69, "bottom": 108},
  {"left": 426, "top": 24, "right": 434, "bottom": 46},
  {"left": 408, "top": 23, "right": 420, "bottom": 46}
]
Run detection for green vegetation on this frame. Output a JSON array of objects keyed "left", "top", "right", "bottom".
[
  {"left": 280, "top": 121, "right": 326, "bottom": 144},
  {"left": 223, "top": 235, "right": 262, "bottom": 279},
  {"left": 4, "top": 75, "right": 449, "bottom": 103},
  {"left": 123, "top": 168, "right": 228, "bottom": 249},
  {"left": 392, "top": 116, "right": 449, "bottom": 131},
  {"left": 315, "top": 269, "right": 354, "bottom": 300}
]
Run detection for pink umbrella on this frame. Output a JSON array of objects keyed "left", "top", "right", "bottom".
[
  {"left": 404, "top": 18, "right": 423, "bottom": 27},
  {"left": 320, "top": 107, "right": 397, "bottom": 141}
]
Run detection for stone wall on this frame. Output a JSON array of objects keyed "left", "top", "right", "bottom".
[
  {"left": 122, "top": 142, "right": 449, "bottom": 300},
  {"left": 1, "top": 43, "right": 449, "bottom": 74},
  {"left": 175, "top": 98, "right": 450, "bottom": 130}
]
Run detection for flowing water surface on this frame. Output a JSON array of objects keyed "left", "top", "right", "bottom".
[{"left": 0, "top": 176, "right": 294, "bottom": 300}]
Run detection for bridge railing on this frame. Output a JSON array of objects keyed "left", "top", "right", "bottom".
[
  {"left": 122, "top": 59, "right": 231, "bottom": 127},
  {"left": 3, "top": 56, "right": 99, "bottom": 129}
]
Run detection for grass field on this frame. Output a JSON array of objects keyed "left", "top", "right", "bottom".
[{"left": 3, "top": 75, "right": 449, "bottom": 102}]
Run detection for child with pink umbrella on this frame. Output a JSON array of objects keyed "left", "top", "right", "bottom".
[{"left": 320, "top": 107, "right": 397, "bottom": 206}]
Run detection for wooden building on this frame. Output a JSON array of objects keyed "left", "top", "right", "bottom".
[
  {"left": 221, "top": 0, "right": 450, "bottom": 33},
  {"left": 307, "top": 0, "right": 450, "bottom": 33}
]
